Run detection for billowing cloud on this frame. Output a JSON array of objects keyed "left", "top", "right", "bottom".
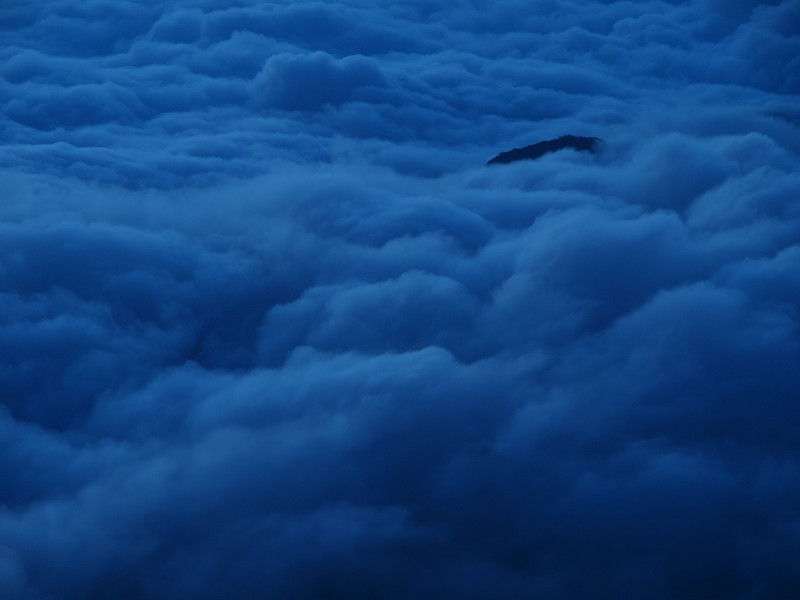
[
  {"left": 252, "top": 51, "right": 386, "bottom": 111},
  {"left": 1, "top": 0, "right": 799, "bottom": 598}
]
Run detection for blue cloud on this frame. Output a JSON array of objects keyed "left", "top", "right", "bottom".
[
  {"left": 252, "top": 51, "right": 386, "bottom": 111},
  {"left": 1, "top": 0, "right": 799, "bottom": 598}
]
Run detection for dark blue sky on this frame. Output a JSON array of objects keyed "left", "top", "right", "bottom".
[{"left": 1, "top": 1, "right": 800, "bottom": 598}]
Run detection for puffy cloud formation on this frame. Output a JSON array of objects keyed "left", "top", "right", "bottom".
[
  {"left": 252, "top": 52, "right": 386, "bottom": 111},
  {"left": 1, "top": 0, "right": 799, "bottom": 598}
]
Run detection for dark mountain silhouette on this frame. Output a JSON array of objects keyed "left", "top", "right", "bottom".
[{"left": 487, "top": 134, "right": 601, "bottom": 165}]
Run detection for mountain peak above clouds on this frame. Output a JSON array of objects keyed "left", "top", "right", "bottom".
[{"left": 487, "top": 134, "right": 602, "bottom": 165}]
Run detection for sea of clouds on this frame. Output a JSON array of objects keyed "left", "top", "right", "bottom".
[{"left": 1, "top": 0, "right": 799, "bottom": 598}]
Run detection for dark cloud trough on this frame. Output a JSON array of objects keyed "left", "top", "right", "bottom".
[{"left": 1, "top": 1, "right": 800, "bottom": 598}]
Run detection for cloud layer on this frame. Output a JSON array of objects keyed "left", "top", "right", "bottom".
[{"left": 1, "top": 0, "right": 800, "bottom": 598}]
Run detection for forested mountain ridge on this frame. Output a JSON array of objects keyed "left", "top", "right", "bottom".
[{"left": 487, "top": 135, "right": 601, "bottom": 165}]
